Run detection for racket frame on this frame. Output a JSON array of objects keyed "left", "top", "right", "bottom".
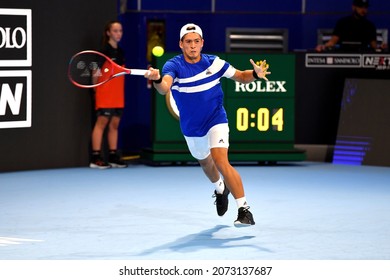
[{"left": 68, "top": 50, "right": 148, "bottom": 88}]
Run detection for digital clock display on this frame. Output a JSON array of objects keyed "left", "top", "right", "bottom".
[
  {"left": 226, "top": 98, "right": 295, "bottom": 142},
  {"left": 237, "top": 107, "right": 284, "bottom": 132}
]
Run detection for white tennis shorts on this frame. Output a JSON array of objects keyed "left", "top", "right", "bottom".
[{"left": 184, "top": 123, "right": 229, "bottom": 160}]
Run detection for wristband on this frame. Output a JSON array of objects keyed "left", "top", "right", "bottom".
[
  {"left": 252, "top": 70, "right": 260, "bottom": 79},
  {"left": 153, "top": 76, "right": 163, "bottom": 84}
]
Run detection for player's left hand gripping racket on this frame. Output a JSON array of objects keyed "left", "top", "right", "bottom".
[{"left": 68, "top": 50, "right": 149, "bottom": 88}]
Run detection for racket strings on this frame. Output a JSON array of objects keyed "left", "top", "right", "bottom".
[{"left": 69, "top": 53, "right": 111, "bottom": 87}]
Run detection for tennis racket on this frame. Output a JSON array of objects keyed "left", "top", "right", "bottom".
[{"left": 68, "top": 50, "right": 149, "bottom": 88}]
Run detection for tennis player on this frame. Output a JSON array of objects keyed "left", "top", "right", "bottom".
[{"left": 146, "top": 23, "right": 270, "bottom": 226}]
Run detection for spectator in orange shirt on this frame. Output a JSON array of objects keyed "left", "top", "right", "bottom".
[{"left": 90, "top": 20, "right": 127, "bottom": 169}]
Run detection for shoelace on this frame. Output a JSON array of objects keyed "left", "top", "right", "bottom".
[
  {"left": 237, "top": 206, "right": 251, "bottom": 217},
  {"left": 212, "top": 193, "right": 221, "bottom": 198},
  {"left": 212, "top": 193, "right": 219, "bottom": 205}
]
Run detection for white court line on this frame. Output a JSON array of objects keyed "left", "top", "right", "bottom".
[{"left": 0, "top": 237, "right": 44, "bottom": 247}]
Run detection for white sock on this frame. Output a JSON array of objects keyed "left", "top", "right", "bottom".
[
  {"left": 236, "top": 197, "right": 249, "bottom": 208},
  {"left": 213, "top": 178, "right": 225, "bottom": 194}
]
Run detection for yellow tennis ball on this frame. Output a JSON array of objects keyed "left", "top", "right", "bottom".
[{"left": 152, "top": 46, "right": 164, "bottom": 57}]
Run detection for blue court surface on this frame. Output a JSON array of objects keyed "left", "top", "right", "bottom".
[{"left": 1, "top": 162, "right": 389, "bottom": 260}]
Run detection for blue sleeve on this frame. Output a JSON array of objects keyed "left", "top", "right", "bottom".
[{"left": 162, "top": 59, "right": 177, "bottom": 80}]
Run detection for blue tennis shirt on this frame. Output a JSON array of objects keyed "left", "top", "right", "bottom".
[{"left": 162, "top": 54, "right": 236, "bottom": 137}]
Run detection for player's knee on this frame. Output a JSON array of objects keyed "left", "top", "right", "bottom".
[{"left": 212, "top": 156, "right": 230, "bottom": 171}]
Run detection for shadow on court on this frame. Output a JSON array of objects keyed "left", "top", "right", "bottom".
[{"left": 136, "top": 225, "right": 272, "bottom": 256}]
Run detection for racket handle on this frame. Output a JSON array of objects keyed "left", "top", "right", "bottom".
[{"left": 131, "top": 69, "right": 150, "bottom": 76}]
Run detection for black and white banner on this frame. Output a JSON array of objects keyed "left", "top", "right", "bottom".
[{"left": 0, "top": 8, "right": 32, "bottom": 129}]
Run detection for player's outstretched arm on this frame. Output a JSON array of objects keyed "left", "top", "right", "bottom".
[{"left": 145, "top": 68, "right": 172, "bottom": 96}]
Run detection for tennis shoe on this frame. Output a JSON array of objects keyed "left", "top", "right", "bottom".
[
  {"left": 89, "top": 158, "right": 111, "bottom": 169},
  {"left": 234, "top": 206, "right": 255, "bottom": 227},
  {"left": 108, "top": 154, "right": 128, "bottom": 168},
  {"left": 213, "top": 184, "right": 230, "bottom": 216}
]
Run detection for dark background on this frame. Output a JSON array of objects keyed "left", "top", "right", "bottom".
[
  {"left": 1, "top": 0, "right": 389, "bottom": 171},
  {"left": 334, "top": 79, "right": 390, "bottom": 166}
]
